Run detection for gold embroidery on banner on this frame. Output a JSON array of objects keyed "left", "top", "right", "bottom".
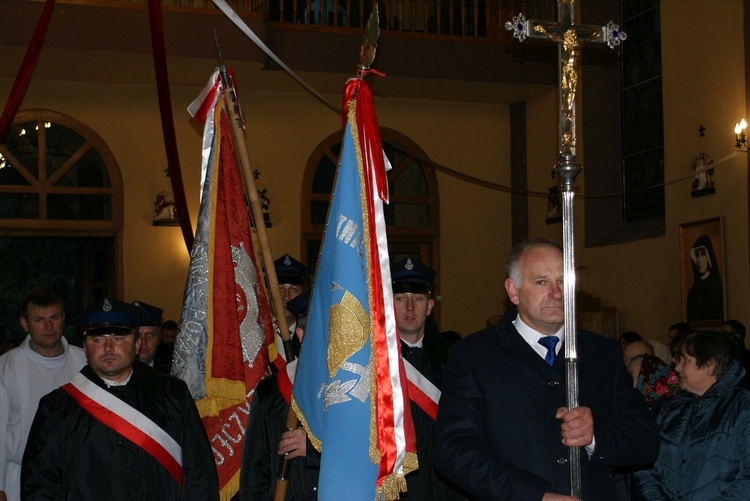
[{"left": 327, "top": 290, "right": 370, "bottom": 377}]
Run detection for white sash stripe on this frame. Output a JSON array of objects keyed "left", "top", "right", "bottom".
[
  {"left": 70, "top": 373, "right": 183, "bottom": 467},
  {"left": 403, "top": 359, "right": 441, "bottom": 405}
]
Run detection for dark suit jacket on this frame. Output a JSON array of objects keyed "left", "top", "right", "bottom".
[{"left": 434, "top": 311, "right": 659, "bottom": 501}]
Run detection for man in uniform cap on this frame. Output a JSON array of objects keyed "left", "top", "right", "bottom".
[
  {"left": 22, "top": 298, "right": 219, "bottom": 500},
  {"left": 391, "top": 258, "right": 466, "bottom": 500},
  {"left": 274, "top": 254, "right": 309, "bottom": 357},
  {"left": 131, "top": 300, "right": 166, "bottom": 373}
]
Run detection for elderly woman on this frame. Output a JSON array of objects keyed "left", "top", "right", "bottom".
[{"left": 632, "top": 330, "right": 750, "bottom": 499}]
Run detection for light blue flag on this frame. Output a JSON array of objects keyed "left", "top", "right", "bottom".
[{"left": 292, "top": 115, "right": 380, "bottom": 499}]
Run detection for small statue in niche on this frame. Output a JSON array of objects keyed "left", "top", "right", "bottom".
[
  {"left": 690, "top": 152, "right": 715, "bottom": 198},
  {"left": 153, "top": 191, "right": 178, "bottom": 225},
  {"left": 259, "top": 188, "right": 272, "bottom": 228}
]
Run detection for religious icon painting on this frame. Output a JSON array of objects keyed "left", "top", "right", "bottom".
[
  {"left": 679, "top": 217, "right": 726, "bottom": 325},
  {"left": 690, "top": 152, "right": 716, "bottom": 198},
  {"left": 545, "top": 185, "right": 562, "bottom": 224}
]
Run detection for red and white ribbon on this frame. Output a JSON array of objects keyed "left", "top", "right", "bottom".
[{"left": 62, "top": 373, "right": 183, "bottom": 485}]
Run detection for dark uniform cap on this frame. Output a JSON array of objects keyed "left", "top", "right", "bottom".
[
  {"left": 286, "top": 289, "right": 311, "bottom": 318},
  {"left": 274, "top": 254, "right": 309, "bottom": 287},
  {"left": 81, "top": 298, "right": 141, "bottom": 336},
  {"left": 131, "top": 300, "right": 163, "bottom": 327},
  {"left": 391, "top": 258, "right": 436, "bottom": 295}
]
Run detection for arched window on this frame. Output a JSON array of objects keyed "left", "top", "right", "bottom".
[
  {"left": 0, "top": 110, "right": 123, "bottom": 341},
  {"left": 0, "top": 110, "right": 122, "bottom": 227},
  {"left": 301, "top": 128, "right": 441, "bottom": 320}
]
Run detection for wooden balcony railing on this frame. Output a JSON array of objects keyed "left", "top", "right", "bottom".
[
  {"left": 265, "top": 0, "right": 556, "bottom": 40},
  {"left": 98, "top": 0, "right": 558, "bottom": 41}
]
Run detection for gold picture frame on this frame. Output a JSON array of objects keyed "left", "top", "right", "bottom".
[{"left": 679, "top": 216, "right": 726, "bottom": 325}]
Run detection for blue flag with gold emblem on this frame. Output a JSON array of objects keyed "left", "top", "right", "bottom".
[{"left": 292, "top": 77, "right": 417, "bottom": 500}]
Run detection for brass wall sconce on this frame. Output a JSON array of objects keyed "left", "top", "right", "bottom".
[{"left": 735, "top": 119, "right": 747, "bottom": 152}]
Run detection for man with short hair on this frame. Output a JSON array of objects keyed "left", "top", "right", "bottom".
[
  {"left": 21, "top": 298, "right": 219, "bottom": 500},
  {"left": 161, "top": 320, "right": 179, "bottom": 344},
  {"left": 0, "top": 289, "right": 86, "bottom": 501},
  {"left": 131, "top": 300, "right": 165, "bottom": 372},
  {"left": 434, "top": 239, "right": 659, "bottom": 500},
  {"left": 391, "top": 258, "right": 465, "bottom": 500},
  {"left": 154, "top": 319, "right": 178, "bottom": 374},
  {"left": 622, "top": 340, "right": 655, "bottom": 384}
]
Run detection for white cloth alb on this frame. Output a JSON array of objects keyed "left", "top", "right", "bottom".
[{"left": 0, "top": 336, "right": 86, "bottom": 500}]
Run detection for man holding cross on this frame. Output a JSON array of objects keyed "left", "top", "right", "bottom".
[{"left": 434, "top": 239, "right": 658, "bottom": 500}]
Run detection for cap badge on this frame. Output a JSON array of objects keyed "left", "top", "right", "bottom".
[
  {"left": 405, "top": 258, "right": 414, "bottom": 271},
  {"left": 284, "top": 255, "right": 292, "bottom": 266},
  {"left": 102, "top": 299, "right": 112, "bottom": 312}
]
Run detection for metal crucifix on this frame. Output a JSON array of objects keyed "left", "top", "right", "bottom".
[{"left": 505, "top": 1, "right": 625, "bottom": 498}]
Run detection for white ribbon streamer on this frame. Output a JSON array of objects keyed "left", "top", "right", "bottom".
[{"left": 212, "top": 0, "right": 340, "bottom": 115}]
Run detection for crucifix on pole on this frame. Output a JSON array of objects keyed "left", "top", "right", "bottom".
[{"left": 506, "top": 1, "right": 625, "bottom": 498}]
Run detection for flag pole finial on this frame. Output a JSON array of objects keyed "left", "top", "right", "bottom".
[
  {"left": 358, "top": 4, "right": 380, "bottom": 70},
  {"left": 214, "top": 29, "right": 230, "bottom": 88}
]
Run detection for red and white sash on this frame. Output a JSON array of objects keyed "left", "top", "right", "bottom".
[
  {"left": 402, "top": 359, "right": 441, "bottom": 420},
  {"left": 62, "top": 373, "right": 183, "bottom": 485}
]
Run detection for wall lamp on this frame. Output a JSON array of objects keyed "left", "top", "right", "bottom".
[{"left": 736, "top": 119, "right": 747, "bottom": 152}]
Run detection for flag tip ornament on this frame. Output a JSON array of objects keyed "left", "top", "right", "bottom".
[
  {"left": 213, "top": 30, "right": 245, "bottom": 129},
  {"left": 214, "top": 29, "right": 229, "bottom": 88},
  {"left": 359, "top": 4, "right": 380, "bottom": 71}
]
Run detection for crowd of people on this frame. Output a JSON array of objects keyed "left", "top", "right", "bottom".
[{"left": 1, "top": 238, "right": 749, "bottom": 500}]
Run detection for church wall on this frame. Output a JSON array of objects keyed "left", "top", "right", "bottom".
[
  {"left": 0, "top": 61, "right": 511, "bottom": 335},
  {"left": 376, "top": 98, "right": 511, "bottom": 334},
  {"left": 2, "top": 0, "right": 745, "bottom": 342},
  {"left": 522, "top": 0, "right": 749, "bottom": 344}
]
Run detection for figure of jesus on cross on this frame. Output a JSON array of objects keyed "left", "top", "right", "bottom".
[
  {"left": 534, "top": 26, "right": 602, "bottom": 148},
  {"left": 506, "top": 2, "right": 625, "bottom": 156}
]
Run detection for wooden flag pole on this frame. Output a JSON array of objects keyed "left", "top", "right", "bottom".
[{"left": 214, "top": 36, "right": 297, "bottom": 501}]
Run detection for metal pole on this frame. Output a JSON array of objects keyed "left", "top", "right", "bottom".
[{"left": 557, "top": 152, "right": 581, "bottom": 498}]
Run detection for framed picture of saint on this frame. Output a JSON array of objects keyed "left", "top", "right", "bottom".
[{"left": 679, "top": 217, "right": 726, "bottom": 324}]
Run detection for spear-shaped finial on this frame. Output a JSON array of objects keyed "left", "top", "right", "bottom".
[
  {"left": 358, "top": 4, "right": 380, "bottom": 70},
  {"left": 214, "top": 29, "right": 245, "bottom": 128},
  {"left": 214, "top": 28, "right": 231, "bottom": 89}
]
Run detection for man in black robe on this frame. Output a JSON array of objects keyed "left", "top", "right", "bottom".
[{"left": 21, "top": 299, "right": 219, "bottom": 501}]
